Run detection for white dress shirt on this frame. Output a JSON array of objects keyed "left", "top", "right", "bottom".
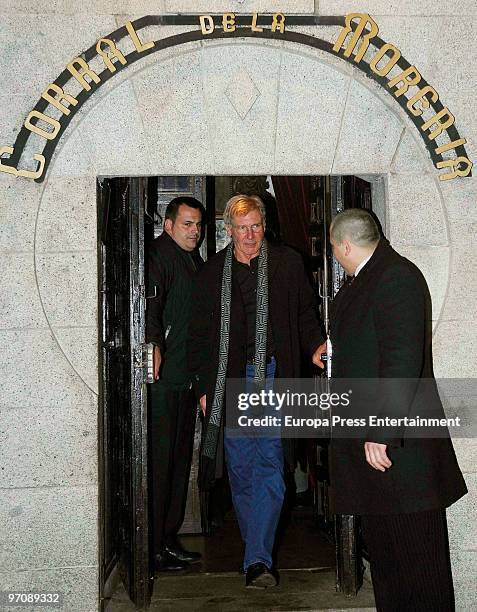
[{"left": 354, "top": 253, "right": 372, "bottom": 277}]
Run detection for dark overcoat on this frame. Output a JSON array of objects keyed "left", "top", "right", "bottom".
[
  {"left": 329, "top": 239, "right": 467, "bottom": 515},
  {"left": 188, "top": 241, "right": 324, "bottom": 489}
]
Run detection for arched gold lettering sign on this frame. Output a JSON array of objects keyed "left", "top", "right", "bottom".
[
  {"left": 331, "top": 13, "right": 472, "bottom": 181},
  {"left": 0, "top": 13, "right": 472, "bottom": 183}
]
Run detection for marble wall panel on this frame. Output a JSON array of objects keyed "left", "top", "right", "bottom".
[
  {"left": 387, "top": 173, "right": 448, "bottom": 247},
  {"left": 354, "top": 15, "right": 443, "bottom": 91},
  {"left": 433, "top": 322, "right": 477, "bottom": 379},
  {"left": 36, "top": 177, "right": 97, "bottom": 252},
  {"left": 440, "top": 246, "right": 477, "bottom": 322},
  {"left": 0, "top": 178, "right": 42, "bottom": 254},
  {"left": 440, "top": 178, "right": 477, "bottom": 242},
  {"left": 0, "top": 94, "right": 34, "bottom": 152},
  {"left": 0, "top": 16, "right": 56, "bottom": 97},
  {"left": 447, "top": 473, "right": 477, "bottom": 551},
  {"left": 391, "top": 130, "right": 429, "bottom": 175},
  {"left": 319, "top": 1, "right": 477, "bottom": 16},
  {"left": 35, "top": 252, "right": 96, "bottom": 328},
  {"left": 0, "top": 402, "right": 97, "bottom": 488},
  {"left": 0, "top": 253, "right": 47, "bottom": 329},
  {"left": 0, "top": 1, "right": 166, "bottom": 14},
  {"left": 36, "top": 13, "right": 118, "bottom": 69},
  {"left": 0, "top": 0, "right": 58, "bottom": 12},
  {"left": 131, "top": 50, "right": 214, "bottom": 175},
  {"left": 274, "top": 51, "right": 350, "bottom": 174},
  {"left": 453, "top": 439, "right": 477, "bottom": 475},
  {"left": 0, "top": 485, "right": 97, "bottom": 570},
  {"left": 164, "top": 1, "right": 314, "bottom": 13},
  {"left": 0, "top": 330, "right": 95, "bottom": 407},
  {"left": 199, "top": 43, "right": 281, "bottom": 174},
  {"left": 77, "top": 80, "right": 154, "bottom": 176},
  {"left": 48, "top": 129, "right": 95, "bottom": 180},
  {"left": 332, "top": 78, "right": 403, "bottom": 174},
  {"left": 452, "top": 549, "right": 477, "bottom": 612},
  {"left": 0, "top": 566, "right": 98, "bottom": 612},
  {"left": 52, "top": 326, "right": 98, "bottom": 394}
]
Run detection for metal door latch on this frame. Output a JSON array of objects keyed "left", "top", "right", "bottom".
[{"left": 143, "top": 342, "right": 155, "bottom": 384}]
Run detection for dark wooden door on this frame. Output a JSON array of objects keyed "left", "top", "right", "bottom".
[
  {"left": 98, "top": 177, "right": 151, "bottom": 610},
  {"left": 330, "top": 175, "right": 373, "bottom": 596}
]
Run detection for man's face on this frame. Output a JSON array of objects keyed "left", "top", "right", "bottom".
[
  {"left": 165, "top": 204, "right": 202, "bottom": 251},
  {"left": 228, "top": 209, "right": 265, "bottom": 261}
]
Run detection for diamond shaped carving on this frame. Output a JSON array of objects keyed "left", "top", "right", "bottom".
[{"left": 224, "top": 69, "right": 261, "bottom": 120}]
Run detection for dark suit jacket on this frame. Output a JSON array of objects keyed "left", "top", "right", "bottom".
[
  {"left": 329, "top": 239, "right": 467, "bottom": 515},
  {"left": 146, "top": 232, "right": 203, "bottom": 386},
  {"left": 188, "top": 241, "right": 324, "bottom": 489}
]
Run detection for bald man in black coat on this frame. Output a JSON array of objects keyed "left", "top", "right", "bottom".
[{"left": 328, "top": 209, "right": 467, "bottom": 611}]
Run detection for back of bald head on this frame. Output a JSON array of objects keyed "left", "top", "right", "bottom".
[{"left": 330, "top": 208, "right": 380, "bottom": 247}]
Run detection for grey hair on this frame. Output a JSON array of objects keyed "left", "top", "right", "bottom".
[
  {"left": 330, "top": 208, "right": 380, "bottom": 247},
  {"left": 223, "top": 194, "right": 266, "bottom": 227}
]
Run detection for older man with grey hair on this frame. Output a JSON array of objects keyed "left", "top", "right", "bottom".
[
  {"left": 328, "top": 208, "right": 467, "bottom": 611},
  {"left": 189, "top": 194, "right": 325, "bottom": 588}
]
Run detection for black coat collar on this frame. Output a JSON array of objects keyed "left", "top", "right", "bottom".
[
  {"left": 157, "top": 230, "right": 203, "bottom": 267},
  {"left": 331, "top": 238, "right": 391, "bottom": 327}
]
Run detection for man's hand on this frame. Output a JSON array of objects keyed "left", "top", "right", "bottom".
[
  {"left": 153, "top": 345, "right": 162, "bottom": 381},
  {"left": 364, "top": 442, "right": 392, "bottom": 472},
  {"left": 199, "top": 395, "right": 206, "bottom": 416},
  {"left": 312, "top": 341, "right": 327, "bottom": 369}
]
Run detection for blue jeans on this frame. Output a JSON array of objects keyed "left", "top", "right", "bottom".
[{"left": 224, "top": 358, "right": 285, "bottom": 570}]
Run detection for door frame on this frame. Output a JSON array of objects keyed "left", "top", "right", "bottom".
[
  {"left": 97, "top": 177, "right": 151, "bottom": 610},
  {"left": 97, "top": 173, "right": 380, "bottom": 608}
]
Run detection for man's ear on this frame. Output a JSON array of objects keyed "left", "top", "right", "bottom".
[
  {"left": 344, "top": 239, "right": 352, "bottom": 256},
  {"left": 225, "top": 224, "right": 232, "bottom": 237},
  {"left": 164, "top": 218, "right": 173, "bottom": 234}
]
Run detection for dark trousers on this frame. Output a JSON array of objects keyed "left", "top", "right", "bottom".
[
  {"left": 361, "top": 509, "right": 455, "bottom": 612},
  {"left": 150, "top": 381, "right": 197, "bottom": 554}
]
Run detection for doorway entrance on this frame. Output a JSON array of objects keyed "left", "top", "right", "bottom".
[{"left": 97, "top": 174, "right": 381, "bottom": 610}]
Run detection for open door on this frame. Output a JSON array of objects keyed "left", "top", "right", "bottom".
[
  {"left": 311, "top": 175, "right": 373, "bottom": 596},
  {"left": 329, "top": 175, "right": 372, "bottom": 596},
  {"left": 98, "top": 177, "right": 151, "bottom": 610}
]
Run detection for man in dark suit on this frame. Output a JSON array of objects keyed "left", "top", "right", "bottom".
[
  {"left": 146, "top": 196, "right": 204, "bottom": 571},
  {"left": 188, "top": 194, "right": 324, "bottom": 588},
  {"left": 328, "top": 208, "right": 467, "bottom": 611}
]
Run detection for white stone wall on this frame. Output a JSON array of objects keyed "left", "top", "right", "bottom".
[{"left": 0, "top": 2, "right": 476, "bottom": 610}]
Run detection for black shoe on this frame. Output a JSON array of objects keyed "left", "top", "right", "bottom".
[
  {"left": 245, "top": 562, "right": 278, "bottom": 588},
  {"left": 155, "top": 549, "right": 190, "bottom": 572},
  {"left": 164, "top": 539, "right": 202, "bottom": 564}
]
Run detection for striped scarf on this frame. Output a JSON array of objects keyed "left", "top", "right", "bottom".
[{"left": 202, "top": 240, "right": 268, "bottom": 459}]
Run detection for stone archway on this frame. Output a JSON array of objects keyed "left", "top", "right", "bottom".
[{"left": 33, "top": 40, "right": 450, "bottom": 392}]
